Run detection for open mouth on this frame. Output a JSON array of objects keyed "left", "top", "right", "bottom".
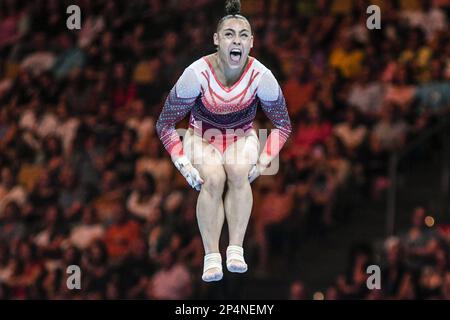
[{"left": 229, "top": 48, "right": 242, "bottom": 63}]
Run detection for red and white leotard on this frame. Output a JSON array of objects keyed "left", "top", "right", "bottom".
[{"left": 156, "top": 55, "right": 292, "bottom": 157}]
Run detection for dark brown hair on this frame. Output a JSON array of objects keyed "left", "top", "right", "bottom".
[{"left": 217, "top": 0, "right": 251, "bottom": 32}]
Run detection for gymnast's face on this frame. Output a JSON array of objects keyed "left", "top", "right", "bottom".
[{"left": 214, "top": 18, "right": 253, "bottom": 70}]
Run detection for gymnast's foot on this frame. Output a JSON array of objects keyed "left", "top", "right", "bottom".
[
  {"left": 202, "top": 253, "right": 223, "bottom": 282},
  {"left": 226, "top": 245, "right": 248, "bottom": 273}
]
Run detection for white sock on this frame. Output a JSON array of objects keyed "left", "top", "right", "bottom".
[
  {"left": 202, "top": 253, "right": 223, "bottom": 282},
  {"left": 226, "top": 245, "right": 248, "bottom": 273}
]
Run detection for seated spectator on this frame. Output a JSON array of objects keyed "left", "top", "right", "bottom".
[
  {"left": 81, "top": 240, "right": 110, "bottom": 298},
  {"left": 114, "top": 128, "right": 139, "bottom": 184},
  {"left": 347, "top": 68, "right": 384, "bottom": 119},
  {"left": 41, "top": 135, "right": 64, "bottom": 173},
  {"left": 403, "top": 207, "right": 440, "bottom": 271},
  {"left": 147, "top": 248, "right": 192, "bottom": 300},
  {"left": 0, "top": 201, "right": 26, "bottom": 242},
  {"left": 372, "top": 104, "right": 409, "bottom": 152},
  {"left": 69, "top": 206, "right": 105, "bottom": 250},
  {"left": 118, "top": 238, "right": 155, "bottom": 299},
  {"left": 104, "top": 203, "right": 141, "bottom": 261},
  {"left": 135, "top": 137, "right": 174, "bottom": 193},
  {"left": 28, "top": 169, "right": 59, "bottom": 214},
  {"left": 110, "top": 62, "right": 136, "bottom": 110},
  {"left": 127, "top": 172, "right": 161, "bottom": 223},
  {"left": 382, "top": 64, "right": 416, "bottom": 113},
  {"left": 293, "top": 103, "right": 332, "bottom": 154},
  {"left": 333, "top": 108, "right": 368, "bottom": 159},
  {"left": 93, "top": 170, "right": 124, "bottom": 222},
  {"left": 58, "top": 164, "right": 86, "bottom": 222},
  {"left": 415, "top": 58, "right": 450, "bottom": 114},
  {"left": 400, "top": 1, "right": 448, "bottom": 41},
  {"left": 54, "top": 101, "right": 80, "bottom": 156},
  {"left": 329, "top": 35, "right": 364, "bottom": 79},
  {"left": 382, "top": 237, "right": 407, "bottom": 298},
  {"left": 33, "top": 205, "right": 69, "bottom": 259},
  {"left": 0, "top": 167, "right": 27, "bottom": 216},
  {"left": 40, "top": 266, "right": 64, "bottom": 300},
  {"left": 325, "top": 136, "right": 351, "bottom": 187},
  {"left": 61, "top": 246, "right": 82, "bottom": 269},
  {"left": 71, "top": 129, "right": 102, "bottom": 191},
  {"left": 282, "top": 61, "right": 315, "bottom": 118},
  {"left": 126, "top": 99, "right": 155, "bottom": 154},
  {"left": 6, "top": 241, "right": 43, "bottom": 299}
]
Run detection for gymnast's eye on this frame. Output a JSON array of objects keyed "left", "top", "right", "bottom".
[{"left": 225, "top": 32, "right": 233, "bottom": 37}]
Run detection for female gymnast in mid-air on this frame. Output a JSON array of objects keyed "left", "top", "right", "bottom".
[{"left": 156, "top": 0, "right": 292, "bottom": 282}]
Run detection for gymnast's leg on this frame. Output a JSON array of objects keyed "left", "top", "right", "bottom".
[
  {"left": 222, "top": 129, "right": 259, "bottom": 273},
  {"left": 183, "top": 128, "right": 226, "bottom": 281}
]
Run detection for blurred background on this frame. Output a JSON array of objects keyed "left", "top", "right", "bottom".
[{"left": 0, "top": 0, "right": 449, "bottom": 300}]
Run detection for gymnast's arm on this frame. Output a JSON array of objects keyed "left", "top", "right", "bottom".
[
  {"left": 256, "top": 70, "right": 292, "bottom": 167},
  {"left": 155, "top": 67, "right": 200, "bottom": 161},
  {"left": 156, "top": 68, "right": 204, "bottom": 190}
]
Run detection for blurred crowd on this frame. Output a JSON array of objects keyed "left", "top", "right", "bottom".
[
  {"left": 0, "top": 0, "right": 449, "bottom": 299},
  {"left": 289, "top": 206, "right": 450, "bottom": 300}
]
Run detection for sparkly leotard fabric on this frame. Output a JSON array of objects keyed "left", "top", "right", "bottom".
[{"left": 156, "top": 56, "right": 292, "bottom": 157}]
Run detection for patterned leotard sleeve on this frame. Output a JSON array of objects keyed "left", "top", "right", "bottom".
[
  {"left": 257, "top": 70, "right": 292, "bottom": 159},
  {"left": 155, "top": 67, "right": 200, "bottom": 158}
]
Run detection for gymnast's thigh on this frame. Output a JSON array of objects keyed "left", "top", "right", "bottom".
[
  {"left": 222, "top": 128, "right": 260, "bottom": 168},
  {"left": 183, "top": 128, "right": 225, "bottom": 177}
]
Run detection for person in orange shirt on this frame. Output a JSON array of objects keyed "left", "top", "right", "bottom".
[
  {"left": 282, "top": 61, "right": 315, "bottom": 117},
  {"left": 104, "top": 202, "right": 141, "bottom": 261}
]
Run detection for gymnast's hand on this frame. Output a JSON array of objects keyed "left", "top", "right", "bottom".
[
  {"left": 173, "top": 155, "right": 204, "bottom": 191},
  {"left": 248, "top": 163, "right": 266, "bottom": 183},
  {"left": 248, "top": 153, "right": 271, "bottom": 183}
]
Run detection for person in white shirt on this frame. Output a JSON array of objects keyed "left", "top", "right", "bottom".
[
  {"left": 0, "top": 167, "right": 27, "bottom": 217},
  {"left": 126, "top": 172, "right": 161, "bottom": 223}
]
